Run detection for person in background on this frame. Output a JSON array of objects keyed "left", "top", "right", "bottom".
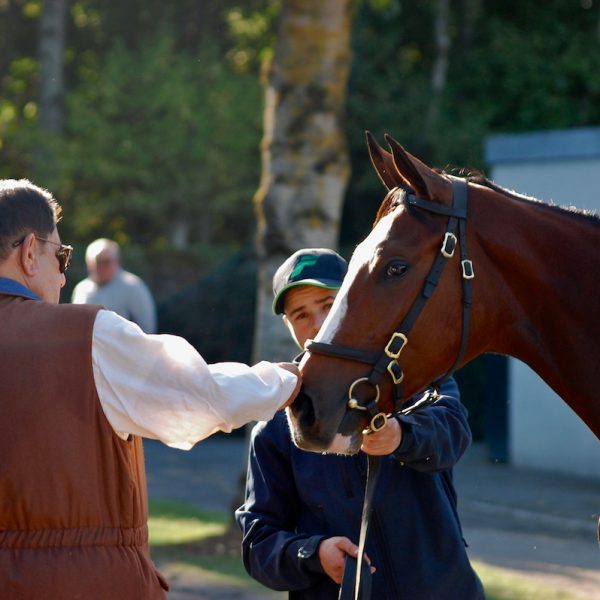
[
  {"left": 236, "top": 248, "right": 484, "bottom": 600},
  {"left": 72, "top": 237, "right": 157, "bottom": 333},
  {"left": 0, "top": 179, "right": 300, "bottom": 599}
]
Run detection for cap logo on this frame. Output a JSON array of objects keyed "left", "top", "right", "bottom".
[{"left": 290, "top": 255, "right": 319, "bottom": 279}]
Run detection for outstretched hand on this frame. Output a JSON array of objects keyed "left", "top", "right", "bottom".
[
  {"left": 318, "top": 536, "right": 375, "bottom": 585},
  {"left": 360, "top": 416, "right": 402, "bottom": 455},
  {"left": 276, "top": 362, "right": 302, "bottom": 409}
]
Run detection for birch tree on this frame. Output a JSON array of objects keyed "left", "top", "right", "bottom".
[
  {"left": 426, "top": 0, "right": 450, "bottom": 132},
  {"left": 253, "top": 0, "right": 355, "bottom": 363}
]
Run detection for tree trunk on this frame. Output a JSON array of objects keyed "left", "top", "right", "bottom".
[
  {"left": 459, "top": 0, "right": 481, "bottom": 50},
  {"left": 253, "top": 0, "right": 355, "bottom": 364},
  {"left": 230, "top": 2, "right": 355, "bottom": 525},
  {"left": 426, "top": 0, "right": 451, "bottom": 131},
  {"left": 38, "top": 0, "right": 68, "bottom": 134}
]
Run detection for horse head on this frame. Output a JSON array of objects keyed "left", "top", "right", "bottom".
[{"left": 288, "top": 133, "right": 477, "bottom": 454}]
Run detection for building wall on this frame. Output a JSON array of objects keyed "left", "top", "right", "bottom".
[{"left": 485, "top": 127, "right": 600, "bottom": 478}]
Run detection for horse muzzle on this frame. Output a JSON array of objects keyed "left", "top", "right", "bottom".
[{"left": 287, "top": 385, "right": 364, "bottom": 454}]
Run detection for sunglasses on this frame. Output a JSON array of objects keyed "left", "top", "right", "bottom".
[{"left": 12, "top": 235, "right": 74, "bottom": 274}]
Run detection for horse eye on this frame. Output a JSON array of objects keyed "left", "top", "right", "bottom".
[{"left": 385, "top": 260, "right": 408, "bottom": 278}]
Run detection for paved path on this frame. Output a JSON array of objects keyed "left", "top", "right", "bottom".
[
  {"left": 454, "top": 444, "right": 600, "bottom": 599},
  {"left": 145, "top": 434, "right": 248, "bottom": 513},
  {"left": 145, "top": 435, "right": 600, "bottom": 599}
]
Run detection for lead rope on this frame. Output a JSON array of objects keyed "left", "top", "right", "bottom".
[
  {"left": 337, "top": 391, "right": 442, "bottom": 600},
  {"left": 338, "top": 454, "right": 380, "bottom": 600},
  {"left": 310, "top": 180, "right": 473, "bottom": 599}
]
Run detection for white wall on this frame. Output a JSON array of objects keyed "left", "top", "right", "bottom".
[
  {"left": 509, "top": 360, "right": 600, "bottom": 477},
  {"left": 491, "top": 158, "right": 600, "bottom": 212},
  {"left": 486, "top": 128, "right": 600, "bottom": 478}
]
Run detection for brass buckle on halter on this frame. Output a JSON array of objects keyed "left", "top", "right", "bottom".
[
  {"left": 441, "top": 232, "right": 457, "bottom": 258},
  {"left": 369, "top": 412, "right": 387, "bottom": 433},
  {"left": 461, "top": 259, "right": 475, "bottom": 279},
  {"left": 387, "top": 360, "right": 404, "bottom": 384},
  {"left": 348, "top": 377, "right": 380, "bottom": 411},
  {"left": 385, "top": 332, "right": 407, "bottom": 359}
]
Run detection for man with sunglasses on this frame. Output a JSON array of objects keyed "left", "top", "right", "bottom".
[{"left": 0, "top": 179, "right": 300, "bottom": 599}]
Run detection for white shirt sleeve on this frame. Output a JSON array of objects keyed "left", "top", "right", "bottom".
[{"left": 91, "top": 309, "right": 297, "bottom": 450}]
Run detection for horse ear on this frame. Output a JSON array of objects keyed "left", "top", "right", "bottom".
[
  {"left": 365, "top": 131, "right": 404, "bottom": 191},
  {"left": 384, "top": 134, "right": 450, "bottom": 201}
]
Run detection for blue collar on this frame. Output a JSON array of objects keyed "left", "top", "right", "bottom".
[{"left": 0, "top": 277, "right": 42, "bottom": 301}]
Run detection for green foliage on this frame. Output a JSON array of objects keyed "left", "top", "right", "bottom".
[
  {"left": 57, "top": 30, "right": 263, "bottom": 251},
  {"left": 225, "top": 0, "right": 280, "bottom": 74},
  {"left": 3, "top": 0, "right": 600, "bottom": 253},
  {"left": 448, "top": 1, "right": 600, "bottom": 145},
  {"left": 1, "top": 2, "right": 267, "bottom": 301},
  {"left": 2, "top": 0, "right": 600, "bottom": 309},
  {"left": 67, "top": 0, "right": 247, "bottom": 58},
  {"left": 341, "top": 0, "right": 600, "bottom": 246},
  {"left": 0, "top": 54, "right": 40, "bottom": 177}
]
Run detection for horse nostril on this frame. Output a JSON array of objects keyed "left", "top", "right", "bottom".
[{"left": 290, "top": 385, "right": 316, "bottom": 427}]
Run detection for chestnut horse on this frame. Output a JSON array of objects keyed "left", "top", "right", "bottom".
[{"left": 288, "top": 133, "right": 600, "bottom": 457}]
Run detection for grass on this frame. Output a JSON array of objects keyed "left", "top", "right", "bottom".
[
  {"left": 148, "top": 499, "right": 586, "bottom": 599},
  {"left": 149, "top": 498, "right": 252, "bottom": 583},
  {"left": 472, "top": 561, "right": 584, "bottom": 600},
  {"left": 148, "top": 498, "right": 228, "bottom": 546}
]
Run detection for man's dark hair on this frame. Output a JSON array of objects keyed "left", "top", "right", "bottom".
[{"left": 0, "top": 179, "right": 61, "bottom": 260}]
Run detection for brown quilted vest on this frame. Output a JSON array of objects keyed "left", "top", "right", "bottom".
[{"left": 0, "top": 293, "right": 168, "bottom": 599}]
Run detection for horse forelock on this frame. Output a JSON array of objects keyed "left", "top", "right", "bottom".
[
  {"left": 373, "top": 186, "right": 408, "bottom": 227},
  {"left": 316, "top": 209, "right": 398, "bottom": 345}
]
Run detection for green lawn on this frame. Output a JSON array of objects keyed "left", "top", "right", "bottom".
[
  {"left": 148, "top": 498, "right": 228, "bottom": 546},
  {"left": 148, "top": 499, "right": 585, "bottom": 600},
  {"left": 149, "top": 498, "right": 259, "bottom": 584},
  {"left": 472, "top": 561, "right": 583, "bottom": 600}
]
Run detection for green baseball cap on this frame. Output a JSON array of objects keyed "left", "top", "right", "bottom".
[{"left": 272, "top": 248, "right": 348, "bottom": 315}]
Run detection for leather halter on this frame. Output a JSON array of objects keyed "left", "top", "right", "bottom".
[
  {"left": 305, "top": 179, "right": 474, "bottom": 600},
  {"left": 305, "top": 178, "right": 474, "bottom": 432}
]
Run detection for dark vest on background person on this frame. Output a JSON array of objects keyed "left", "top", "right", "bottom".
[{"left": 0, "top": 294, "right": 167, "bottom": 599}]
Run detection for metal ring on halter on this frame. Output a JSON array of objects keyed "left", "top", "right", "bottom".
[{"left": 347, "top": 377, "right": 380, "bottom": 411}]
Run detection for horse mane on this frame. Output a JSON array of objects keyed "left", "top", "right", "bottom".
[
  {"left": 472, "top": 175, "right": 600, "bottom": 223},
  {"left": 371, "top": 165, "right": 599, "bottom": 227}
]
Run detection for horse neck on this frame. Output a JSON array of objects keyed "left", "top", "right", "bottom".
[{"left": 471, "top": 188, "right": 600, "bottom": 435}]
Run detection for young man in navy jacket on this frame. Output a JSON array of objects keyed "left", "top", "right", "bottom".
[{"left": 236, "top": 248, "right": 484, "bottom": 599}]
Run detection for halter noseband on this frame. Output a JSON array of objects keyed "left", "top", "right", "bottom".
[{"left": 304, "top": 179, "right": 474, "bottom": 433}]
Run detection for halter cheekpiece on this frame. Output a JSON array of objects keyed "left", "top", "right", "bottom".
[{"left": 304, "top": 178, "right": 475, "bottom": 433}]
